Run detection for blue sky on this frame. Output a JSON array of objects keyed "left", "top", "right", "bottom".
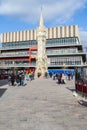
[{"left": 0, "top": 0, "right": 87, "bottom": 47}]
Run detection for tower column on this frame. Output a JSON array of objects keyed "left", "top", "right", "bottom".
[{"left": 35, "top": 11, "right": 48, "bottom": 77}]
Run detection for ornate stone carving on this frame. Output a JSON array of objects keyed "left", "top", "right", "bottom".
[{"left": 35, "top": 11, "right": 48, "bottom": 77}]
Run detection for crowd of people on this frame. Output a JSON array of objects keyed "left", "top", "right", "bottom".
[
  {"left": 8, "top": 70, "right": 74, "bottom": 86},
  {"left": 8, "top": 71, "right": 35, "bottom": 86},
  {"left": 45, "top": 72, "right": 74, "bottom": 84}
]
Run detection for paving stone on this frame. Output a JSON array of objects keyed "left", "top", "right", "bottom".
[{"left": 0, "top": 78, "right": 87, "bottom": 130}]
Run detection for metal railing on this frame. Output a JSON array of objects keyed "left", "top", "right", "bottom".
[
  {"left": 0, "top": 43, "right": 82, "bottom": 50},
  {"left": 0, "top": 62, "right": 86, "bottom": 68},
  {"left": 0, "top": 63, "right": 36, "bottom": 68},
  {"left": 0, "top": 50, "right": 85, "bottom": 58}
]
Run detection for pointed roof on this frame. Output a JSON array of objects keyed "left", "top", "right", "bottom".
[{"left": 39, "top": 7, "right": 44, "bottom": 27}]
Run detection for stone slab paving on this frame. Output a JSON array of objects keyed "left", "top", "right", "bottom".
[
  {"left": 0, "top": 79, "right": 8, "bottom": 87},
  {"left": 0, "top": 78, "right": 87, "bottom": 130}
]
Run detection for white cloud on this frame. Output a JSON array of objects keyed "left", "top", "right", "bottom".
[
  {"left": 0, "top": 0, "right": 87, "bottom": 47},
  {"left": 0, "top": 0, "right": 87, "bottom": 25}
]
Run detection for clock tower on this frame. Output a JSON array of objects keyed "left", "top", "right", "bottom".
[{"left": 35, "top": 11, "right": 48, "bottom": 77}]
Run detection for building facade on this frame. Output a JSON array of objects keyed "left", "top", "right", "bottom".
[{"left": 0, "top": 24, "right": 86, "bottom": 71}]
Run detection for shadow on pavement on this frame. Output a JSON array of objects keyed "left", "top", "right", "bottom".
[
  {"left": 66, "top": 87, "right": 75, "bottom": 92},
  {"left": 78, "top": 100, "right": 87, "bottom": 107},
  {"left": 0, "top": 79, "right": 8, "bottom": 87},
  {"left": 0, "top": 88, "right": 7, "bottom": 97}
]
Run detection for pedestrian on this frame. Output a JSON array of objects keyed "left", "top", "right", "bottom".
[
  {"left": 21, "top": 74, "right": 25, "bottom": 86},
  {"left": 8, "top": 75, "right": 11, "bottom": 86},
  {"left": 45, "top": 72, "right": 48, "bottom": 78},
  {"left": 53, "top": 73, "right": 56, "bottom": 80},
  {"left": 61, "top": 74, "right": 66, "bottom": 84},
  {"left": 57, "top": 74, "right": 61, "bottom": 84},
  {"left": 15, "top": 75, "right": 20, "bottom": 87},
  {"left": 11, "top": 74, "right": 15, "bottom": 86},
  {"left": 19, "top": 73, "right": 22, "bottom": 85}
]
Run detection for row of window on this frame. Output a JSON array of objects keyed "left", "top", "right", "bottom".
[
  {"left": 47, "top": 48, "right": 78, "bottom": 54},
  {"left": 49, "top": 56, "right": 82, "bottom": 62},
  {"left": 1, "top": 51, "right": 29, "bottom": 56},
  {"left": 50, "top": 61, "right": 81, "bottom": 65},
  {"left": 1, "top": 48, "right": 78, "bottom": 56},
  {"left": 46, "top": 37, "right": 79, "bottom": 44},
  {"left": 0, "top": 61, "right": 36, "bottom": 67},
  {"left": 0, "top": 62, "right": 82, "bottom": 66},
  {"left": 2, "top": 37, "right": 80, "bottom": 49},
  {"left": 0, "top": 57, "right": 82, "bottom": 66},
  {"left": 2, "top": 40, "right": 37, "bottom": 48}
]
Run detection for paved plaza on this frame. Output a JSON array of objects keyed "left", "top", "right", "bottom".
[{"left": 0, "top": 78, "right": 87, "bottom": 130}]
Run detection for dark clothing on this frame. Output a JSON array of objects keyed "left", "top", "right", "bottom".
[
  {"left": 49, "top": 72, "right": 52, "bottom": 78},
  {"left": 16, "top": 75, "right": 20, "bottom": 83},
  {"left": 37, "top": 73, "right": 41, "bottom": 78},
  {"left": 45, "top": 72, "right": 48, "bottom": 78},
  {"left": 11, "top": 74, "right": 15, "bottom": 86},
  {"left": 19, "top": 74, "right": 22, "bottom": 85},
  {"left": 58, "top": 74, "right": 61, "bottom": 84}
]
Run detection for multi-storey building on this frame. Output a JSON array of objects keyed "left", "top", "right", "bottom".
[
  {"left": 84, "top": 47, "right": 87, "bottom": 63},
  {"left": 0, "top": 24, "right": 86, "bottom": 73}
]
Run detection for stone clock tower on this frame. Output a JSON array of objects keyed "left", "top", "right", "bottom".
[{"left": 35, "top": 11, "right": 48, "bottom": 77}]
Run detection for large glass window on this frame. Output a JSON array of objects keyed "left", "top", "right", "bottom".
[
  {"left": 49, "top": 56, "right": 82, "bottom": 66},
  {"left": 46, "top": 37, "right": 80, "bottom": 47},
  {"left": 46, "top": 48, "right": 78, "bottom": 54},
  {"left": 2, "top": 40, "right": 37, "bottom": 49},
  {"left": 1, "top": 50, "right": 29, "bottom": 56}
]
